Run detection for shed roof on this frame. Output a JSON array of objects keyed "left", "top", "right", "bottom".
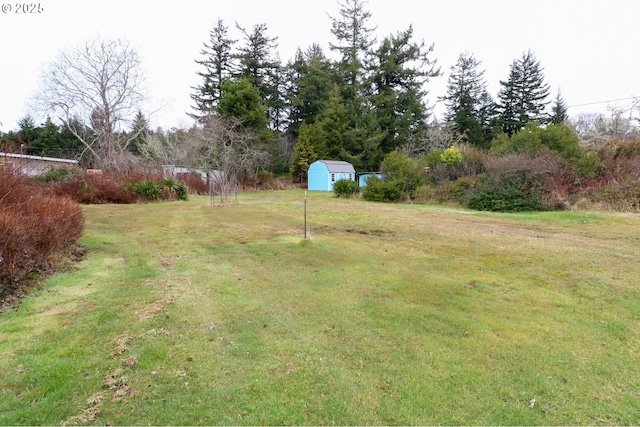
[
  {"left": 0, "top": 152, "right": 78, "bottom": 164},
  {"left": 318, "top": 160, "right": 355, "bottom": 173}
]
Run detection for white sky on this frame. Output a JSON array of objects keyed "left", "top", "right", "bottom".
[{"left": 0, "top": 0, "right": 638, "bottom": 132}]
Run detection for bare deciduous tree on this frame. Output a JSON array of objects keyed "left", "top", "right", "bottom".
[
  {"left": 569, "top": 105, "right": 640, "bottom": 149},
  {"left": 196, "top": 116, "right": 269, "bottom": 204},
  {"left": 140, "top": 128, "right": 192, "bottom": 168},
  {"left": 403, "top": 120, "right": 464, "bottom": 158},
  {"left": 34, "top": 37, "right": 147, "bottom": 169}
]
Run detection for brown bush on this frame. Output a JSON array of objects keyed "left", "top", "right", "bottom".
[
  {"left": 176, "top": 173, "right": 208, "bottom": 195},
  {"left": 53, "top": 170, "right": 168, "bottom": 204},
  {"left": 1, "top": 168, "right": 85, "bottom": 292},
  {"left": 54, "top": 174, "right": 136, "bottom": 204}
]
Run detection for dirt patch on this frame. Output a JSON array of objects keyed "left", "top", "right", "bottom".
[
  {"left": 112, "top": 333, "right": 133, "bottom": 356},
  {"left": 121, "top": 355, "right": 138, "bottom": 367},
  {"left": 37, "top": 307, "right": 71, "bottom": 316},
  {"left": 313, "top": 225, "right": 395, "bottom": 237},
  {"left": 136, "top": 294, "right": 174, "bottom": 321}
]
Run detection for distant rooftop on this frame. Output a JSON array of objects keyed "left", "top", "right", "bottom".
[
  {"left": 318, "top": 160, "right": 356, "bottom": 173},
  {"left": 0, "top": 152, "right": 78, "bottom": 164}
]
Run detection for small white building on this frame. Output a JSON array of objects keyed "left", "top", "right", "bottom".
[{"left": 0, "top": 152, "right": 78, "bottom": 176}]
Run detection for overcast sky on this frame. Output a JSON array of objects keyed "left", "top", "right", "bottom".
[{"left": 1, "top": 0, "right": 638, "bottom": 132}]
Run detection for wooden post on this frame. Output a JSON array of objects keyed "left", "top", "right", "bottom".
[{"left": 304, "top": 190, "right": 308, "bottom": 239}]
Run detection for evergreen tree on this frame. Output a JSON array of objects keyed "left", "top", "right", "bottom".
[
  {"left": 235, "top": 23, "right": 282, "bottom": 128},
  {"left": 319, "top": 85, "right": 349, "bottom": 160},
  {"left": 328, "top": 0, "right": 383, "bottom": 169},
  {"left": 497, "top": 50, "right": 550, "bottom": 136},
  {"left": 218, "top": 77, "right": 269, "bottom": 133},
  {"left": 329, "top": 0, "right": 376, "bottom": 121},
  {"left": 329, "top": 0, "right": 376, "bottom": 88},
  {"left": 190, "top": 19, "right": 237, "bottom": 120},
  {"left": 368, "top": 26, "right": 439, "bottom": 154},
  {"left": 289, "top": 121, "right": 323, "bottom": 181},
  {"left": 16, "top": 116, "right": 39, "bottom": 153},
  {"left": 30, "top": 118, "right": 60, "bottom": 157},
  {"left": 128, "top": 110, "right": 150, "bottom": 155},
  {"left": 550, "top": 90, "right": 569, "bottom": 124},
  {"left": 441, "top": 52, "right": 494, "bottom": 148},
  {"left": 57, "top": 118, "right": 86, "bottom": 159},
  {"left": 284, "top": 45, "right": 336, "bottom": 138}
]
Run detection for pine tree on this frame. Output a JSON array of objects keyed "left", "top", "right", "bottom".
[
  {"left": 319, "top": 85, "right": 349, "bottom": 160},
  {"left": 284, "top": 45, "right": 336, "bottom": 138},
  {"left": 441, "top": 52, "right": 494, "bottom": 147},
  {"left": 290, "top": 121, "right": 323, "bottom": 181},
  {"left": 329, "top": 0, "right": 376, "bottom": 89},
  {"left": 497, "top": 50, "right": 550, "bottom": 136},
  {"left": 329, "top": 0, "right": 377, "bottom": 123},
  {"left": 550, "top": 90, "right": 569, "bottom": 124},
  {"left": 218, "top": 77, "right": 269, "bottom": 133},
  {"left": 15, "top": 115, "right": 39, "bottom": 153},
  {"left": 369, "top": 26, "right": 439, "bottom": 154},
  {"left": 128, "top": 110, "right": 150, "bottom": 155},
  {"left": 190, "top": 19, "right": 237, "bottom": 120},
  {"left": 30, "top": 118, "right": 60, "bottom": 157},
  {"left": 235, "top": 23, "right": 282, "bottom": 129}
]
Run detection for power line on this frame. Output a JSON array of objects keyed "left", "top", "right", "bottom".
[{"left": 568, "top": 96, "right": 638, "bottom": 108}]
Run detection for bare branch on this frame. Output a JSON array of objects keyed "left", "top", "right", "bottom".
[{"left": 33, "top": 37, "right": 146, "bottom": 169}]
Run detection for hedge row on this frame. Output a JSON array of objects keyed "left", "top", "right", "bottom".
[{"left": 0, "top": 168, "right": 85, "bottom": 296}]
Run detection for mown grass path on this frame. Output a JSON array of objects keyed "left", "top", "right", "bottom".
[{"left": 1, "top": 191, "right": 639, "bottom": 425}]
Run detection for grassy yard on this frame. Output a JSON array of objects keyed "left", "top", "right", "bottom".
[{"left": 1, "top": 190, "right": 639, "bottom": 425}]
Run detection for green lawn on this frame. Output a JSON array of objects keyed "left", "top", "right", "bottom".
[{"left": 1, "top": 191, "right": 639, "bottom": 425}]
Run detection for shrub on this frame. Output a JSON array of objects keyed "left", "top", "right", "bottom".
[
  {"left": 160, "top": 178, "right": 189, "bottom": 201},
  {"left": 362, "top": 176, "right": 404, "bottom": 202},
  {"left": 441, "top": 146, "right": 463, "bottom": 166},
  {"left": 0, "top": 168, "right": 84, "bottom": 293},
  {"left": 174, "top": 183, "right": 188, "bottom": 201},
  {"left": 133, "top": 180, "right": 161, "bottom": 201},
  {"left": 589, "top": 181, "right": 640, "bottom": 211},
  {"left": 380, "top": 150, "right": 424, "bottom": 198},
  {"left": 54, "top": 173, "right": 137, "bottom": 204},
  {"left": 177, "top": 173, "right": 208, "bottom": 195},
  {"left": 425, "top": 149, "right": 445, "bottom": 168},
  {"left": 449, "top": 177, "right": 472, "bottom": 200},
  {"left": 412, "top": 184, "right": 453, "bottom": 205},
  {"left": 333, "top": 179, "right": 360, "bottom": 198},
  {"left": 491, "top": 122, "right": 584, "bottom": 161},
  {"left": 30, "top": 166, "right": 78, "bottom": 183},
  {"left": 53, "top": 171, "right": 192, "bottom": 204},
  {"left": 466, "top": 170, "right": 544, "bottom": 212}
]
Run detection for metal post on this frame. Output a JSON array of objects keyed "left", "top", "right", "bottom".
[{"left": 304, "top": 190, "right": 308, "bottom": 239}]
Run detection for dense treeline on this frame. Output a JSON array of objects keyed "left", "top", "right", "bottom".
[{"left": 2, "top": 0, "right": 640, "bottom": 211}]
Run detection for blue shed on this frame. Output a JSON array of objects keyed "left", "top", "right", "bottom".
[
  {"left": 358, "top": 172, "right": 386, "bottom": 187},
  {"left": 308, "top": 160, "right": 356, "bottom": 191}
]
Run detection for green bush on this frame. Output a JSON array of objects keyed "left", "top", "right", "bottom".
[
  {"left": 174, "top": 183, "right": 188, "bottom": 201},
  {"left": 362, "top": 176, "right": 404, "bottom": 202},
  {"left": 425, "top": 149, "right": 444, "bottom": 168},
  {"left": 441, "top": 146, "right": 463, "bottom": 166},
  {"left": 160, "top": 178, "right": 188, "bottom": 201},
  {"left": 30, "top": 166, "right": 76, "bottom": 183},
  {"left": 333, "top": 179, "right": 360, "bottom": 198},
  {"left": 449, "top": 177, "right": 472, "bottom": 200},
  {"left": 133, "top": 180, "right": 161, "bottom": 201},
  {"left": 380, "top": 150, "right": 425, "bottom": 198},
  {"left": 466, "top": 170, "right": 544, "bottom": 212}
]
